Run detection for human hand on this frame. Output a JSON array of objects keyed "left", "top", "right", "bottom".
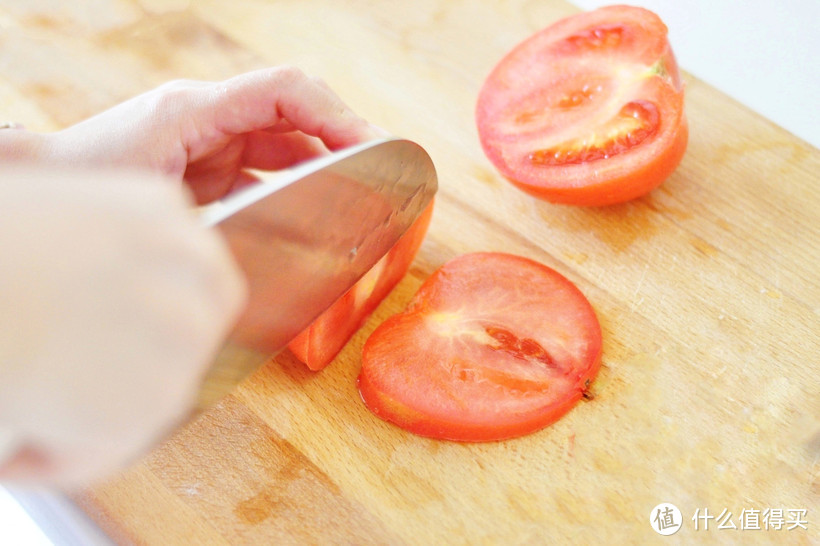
[
  {"left": 43, "top": 66, "right": 385, "bottom": 203},
  {"left": 0, "top": 67, "right": 382, "bottom": 486},
  {"left": 0, "top": 167, "right": 246, "bottom": 487}
]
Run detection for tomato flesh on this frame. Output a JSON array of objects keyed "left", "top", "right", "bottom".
[
  {"left": 288, "top": 202, "right": 433, "bottom": 371},
  {"left": 358, "top": 252, "right": 602, "bottom": 442},
  {"left": 529, "top": 100, "right": 659, "bottom": 166},
  {"left": 476, "top": 5, "right": 687, "bottom": 206}
]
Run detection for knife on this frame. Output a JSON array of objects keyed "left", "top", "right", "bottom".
[{"left": 194, "top": 138, "right": 438, "bottom": 409}]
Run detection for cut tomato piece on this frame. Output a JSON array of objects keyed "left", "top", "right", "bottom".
[
  {"left": 358, "top": 252, "right": 601, "bottom": 442},
  {"left": 476, "top": 5, "right": 688, "bottom": 206},
  {"left": 288, "top": 202, "right": 434, "bottom": 370}
]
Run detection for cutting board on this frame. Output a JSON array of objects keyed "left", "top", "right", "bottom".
[{"left": 2, "top": 0, "right": 817, "bottom": 543}]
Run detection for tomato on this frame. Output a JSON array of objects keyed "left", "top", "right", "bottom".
[
  {"left": 288, "top": 202, "right": 434, "bottom": 370},
  {"left": 358, "top": 252, "right": 601, "bottom": 442},
  {"left": 476, "top": 5, "right": 688, "bottom": 206}
]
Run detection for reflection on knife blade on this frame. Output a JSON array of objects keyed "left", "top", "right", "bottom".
[{"left": 194, "top": 138, "right": 438, "bottom": 410}]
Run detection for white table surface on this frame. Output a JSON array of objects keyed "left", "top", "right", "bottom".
[{"left": 1, "top": 1, "right": 817, "bottom": 545}]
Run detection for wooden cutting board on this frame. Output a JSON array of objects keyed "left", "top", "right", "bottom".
[{"left": 2, "top": 0, "right": 817, "bottom": 543}]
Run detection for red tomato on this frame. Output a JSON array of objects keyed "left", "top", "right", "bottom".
[
  {"left": 476, "top": 5, "right": 688, "bottom": 206},
  {"left": 358, "top": 252, "right": 601, "bottom": 442},
  {"left": 288, "top": 202, "right": 434, "bottom": 370}
]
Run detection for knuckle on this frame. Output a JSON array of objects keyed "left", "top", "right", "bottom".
[
  {"left": 271, "top": 64, "right": 307, "bottom": 85},
  {"left": 146, "top": 79, "right": 206, "bottom": 118}
]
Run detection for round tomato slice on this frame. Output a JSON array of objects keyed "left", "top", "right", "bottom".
[
  {"left": 358, "top": 252, "right": 601, "bottom": 442},
  {"left": 476, "top": 5, "right": 688, "bottom": 206}
]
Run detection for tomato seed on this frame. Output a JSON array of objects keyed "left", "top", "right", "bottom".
[
  {"left": 528, "top": 100, "right": 658, "bottom": 166},
  {"left": 485, "top": 326, "right": 516, "bottom": 346},
  {"left": 564, "top": 24, "right": 624, "bottom": 51},
  {"left": 484, "top": 325, "right": 556, "bottom": 369}
]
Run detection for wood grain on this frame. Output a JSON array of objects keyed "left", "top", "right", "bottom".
[{"left": 2, "top": 0, "right": 817, "bottom": 543}]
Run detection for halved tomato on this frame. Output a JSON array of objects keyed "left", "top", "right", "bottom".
[
  {"left": 288, "top": 202, "right": 434, "bottom": 370},
  {"left": 358, "top": 252, "right": 601, "bottom": 442},
  {"left": 476, "top": 5, "right": 688, "bottom": 206}
]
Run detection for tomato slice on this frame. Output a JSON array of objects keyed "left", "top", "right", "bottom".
[
  {"left": 358, "top": 252, "right": 601, "bottom": 442},
  {"left": 288, "top": 202, "right": 434, "bottom": 370},
  {"left": 476, "top": 5, "right": 688, "bottom": 206}
]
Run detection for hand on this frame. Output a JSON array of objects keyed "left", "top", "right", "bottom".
[
  {"left": 43, "top": 66, "right": 385, "bottom": 203},
  {"left": 0, "top": 66, "right": 381, "bottom": 487},
  {"left": 0, "top": 167, "right": 246, "bottom": 487}
]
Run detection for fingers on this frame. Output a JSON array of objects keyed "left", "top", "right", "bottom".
[
  {"left": 208, "top": 66, "right": 385, "bottom": 150},
  {"left": 182, "top": 131, "right": 328, "bottom": 204},
  {"left": 183, "top": 135, "right": 248, "bottom": 205},
  {"left": 242, "top": 130, "right": 328, "bottom": 170}
]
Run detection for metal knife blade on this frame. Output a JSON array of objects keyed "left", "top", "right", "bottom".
[{"left": 195, "top": 138, "right": 437, "bottom": 408}]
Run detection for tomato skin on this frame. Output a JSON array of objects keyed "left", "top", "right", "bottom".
[
  {"left": 288, "top": 202, "right": 434, "bottom": 371},
  {"left": 476, "top": 5, "right": 687, "bottom": 206},
  {"left": 358, "top": 252, "right": 601, "bottom": 442},
  {"left": 508, "top": 115, "right": 689, "bottom": 206},
  {"left": 358, "top": 366, "right": 590, "bottom": 442}
]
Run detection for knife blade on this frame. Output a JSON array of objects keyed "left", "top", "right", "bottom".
[{"left": 195, "top": 138, "right": 437, "bottom": 409}]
